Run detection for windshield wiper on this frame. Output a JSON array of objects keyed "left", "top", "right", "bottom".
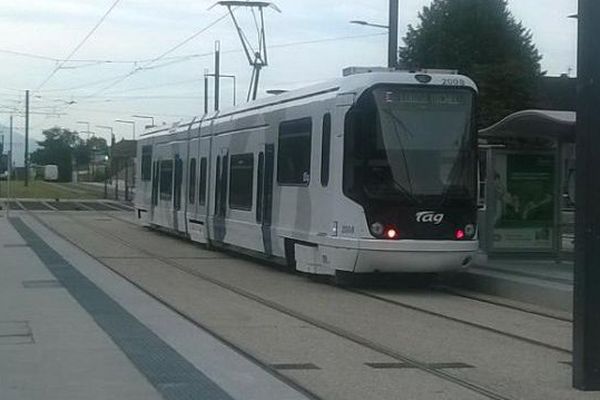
[{"left": 381, "top": 108, "right": 420, "bottom": 204}]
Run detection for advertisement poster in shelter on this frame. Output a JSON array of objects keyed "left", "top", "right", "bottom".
[{"left": 492, "top": 153, "right": 556, "bottom": 250}]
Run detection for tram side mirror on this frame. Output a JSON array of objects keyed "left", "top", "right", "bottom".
[{"left": 347, "top": 110, "right": 368, "bottom": 159}]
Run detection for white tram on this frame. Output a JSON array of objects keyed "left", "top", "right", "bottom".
[{"left": 135, "top": 69, "right": 479, "bottom": 277}]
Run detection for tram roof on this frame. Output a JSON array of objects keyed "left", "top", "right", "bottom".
[
  {"left": 479, "top": 109, "right": 576, "bottom": 143},
  {"left": 141, "top": 70, "right": 477, "bottom": 139}
]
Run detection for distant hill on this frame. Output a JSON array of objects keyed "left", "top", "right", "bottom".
[{"left": 0, "top": 124, "right": 39, "bottom": 167}]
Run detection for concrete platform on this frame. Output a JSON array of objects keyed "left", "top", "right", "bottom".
[
  {"left": 0, "top": 215, "right": 313, "bottom": 400},
  {"left": 451, "top": 257, "right": 573, "bottom": 313}
]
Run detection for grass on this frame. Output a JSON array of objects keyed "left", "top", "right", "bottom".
[{"left": 0, "top": 180, "right": 104, "bottom": 200}]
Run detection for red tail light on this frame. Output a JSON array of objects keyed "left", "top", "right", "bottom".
[{"left": 455, "top": 229, "right": 465, "bottom": 240}]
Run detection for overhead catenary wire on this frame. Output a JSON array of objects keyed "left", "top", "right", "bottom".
[
  {"left": 14, "top": 30, "right": 387, "bottom": 131},
  {"left": 1, "top": 31, "right": 385, "bottom": 100},
  {"left": 34, "top": 32, "right": 386, "bottom": 98},
  {"left": 35, "top": 0, "right": 122, "bottom": 91},
  {"left": 84, "top": 10, "right": 234, "bottom": 98}
]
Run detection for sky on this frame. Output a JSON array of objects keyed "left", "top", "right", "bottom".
[{"left": 0, "top": 0, "right": 579, "bottom": 143}]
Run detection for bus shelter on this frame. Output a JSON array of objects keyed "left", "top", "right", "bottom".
[{"left": 478, "top": 110, "right": 575, "bottom": 257}]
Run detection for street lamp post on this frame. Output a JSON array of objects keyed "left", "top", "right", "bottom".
[
  {"left": 103, "top": 155, "right": 109, "bottom": 199},
  {"left": 350, "top": 0, "right": 399, "bottom": 68},
  {"left": 349, "top": 20, "right": 389, "bottom": 29},
  {"left": 114, "top": 119, "right": 136, "bottom": 202},
  {"left": 76, "top": 121, "right": 91, "bottom": 138},
  {"left": 132, "top": 115, "right": 155, "bottom": 130},
  {"left": 96, "top": 125, "right": 118, "bottom": 200},
  {"left": 204, "top": 73, "right": 237, "bottom": 107},
  {"left": 115, "top": 119, "right": 136, "bottom": 140}
]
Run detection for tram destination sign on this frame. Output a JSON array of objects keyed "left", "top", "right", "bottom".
[{"left": 388, "top": 90, "right": 470, "bottom": 107}]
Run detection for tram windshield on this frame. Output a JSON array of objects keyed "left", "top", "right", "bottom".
[{"left": 344, "top": 86, "right": 475, "bottom": 205}]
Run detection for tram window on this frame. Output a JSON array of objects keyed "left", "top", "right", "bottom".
[
  {"left": 215, "top": 156, "right": 222, "bottom": 215},
  {"left": 141, "top": 145, "right": 152, "bottom": 181},
  {"left": 256, "top": 152, "right": 264, "bottom": 222},
  {"left": 152, "top": 161, "right": 159, "bottom": 205},
  {"left": 174, "top": 156, "right": 183, "bottom": 210},
  {"left": 277, "top": 117, "right": 312, "bottom": 185},
  {"left": 159, "top": 160, "right": 173, "bottom": 201},
  {"left": 189, "top": 158, "right": 197, "bottom": 204},
  {"left": 229, "top": 153, "right": 254, "bottom": 211},
  {"left": 321, "top": 113, "right": 331, "bottom": 187},
  {"left": 199, "top": 157, "right": 207, "bottom": 206}
]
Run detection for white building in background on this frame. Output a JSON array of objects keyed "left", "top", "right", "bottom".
[{"left": 0, "top": 124, "right": 38, "bottom": 167}]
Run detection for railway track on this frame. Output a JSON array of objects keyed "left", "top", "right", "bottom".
[
  {"left": 21, "top": 209, "right": 580, "bottom": 400},
  {"left": 60, "top": 208, "right": 573, "bottom": 350}
]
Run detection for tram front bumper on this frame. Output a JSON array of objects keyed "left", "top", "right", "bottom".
[{"left": 352, "top": 239, "right": 479, "bottom": 273}]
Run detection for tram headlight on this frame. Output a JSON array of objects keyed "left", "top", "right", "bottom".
[
  {"left": 370, "top": 222, "right": 384, "bottom": 237},
  {"left": 370, "top": 222, "right": 400, "bottom": 240},
  {"left": 464, "top": 224, "right": 476, "bottom": 239},
  {"left": 385, "top": 227, "right": 399, "bottom": 240}
]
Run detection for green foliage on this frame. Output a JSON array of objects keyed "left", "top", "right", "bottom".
[
  {"left": 74, "top": 136, "right": 109, "bottom": 166},
  {"left": 399, "top": 0, "right": 543, "bottom": 127},
  {"left": 31, "top": 128, "right": 110, "bottom": 182},
  {"left": 31, "top": 127, "right": 79, "bottom": 181}
]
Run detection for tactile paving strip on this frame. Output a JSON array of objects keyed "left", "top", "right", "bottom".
[{"left": 10, "top": 217, "right": 236, "bottom": 400}]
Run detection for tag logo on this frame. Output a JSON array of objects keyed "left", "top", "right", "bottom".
[{"left": 416, "top": 211, "right": 444, "bottom": 225}]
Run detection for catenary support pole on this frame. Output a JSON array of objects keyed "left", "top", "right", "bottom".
[
  {"left": 125, "top": 161, "right": 129, "bottom": 202},
  {"left": 204, "top": 69, "right": 209, "bottom": 114},
  {"left": 8, "top": 115, "right": 13, "bottom": 216},
  {"left": 573, "top": 0, "right": 600, "bottom": 391},
  {"left": 24, "top": 90, "right": 29, "bottom": 186},
  {"left": 214, "top": 41, "right": 220, "bottom": 111},
  {"left": 114, "top": 159, "right": 119, "bottom": 201},
  {"left": 387, "top": 0, "right": 399, "bottom": 68}
]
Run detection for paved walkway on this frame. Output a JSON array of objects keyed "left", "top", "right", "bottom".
[{"left": 0, "top": 215, "right": 312, "bottom": 400}]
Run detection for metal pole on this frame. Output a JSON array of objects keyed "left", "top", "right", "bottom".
[
  {"left": 204, "top": 69, "right": 209, "bottom": 114},
  {"left": 388, "top": 0, "right": 399, "bottom": 69},
  {"left": 104, "top": 162, "right": 108, "bottom": 199},
  {"left": 0, "top": 134, "right": 3, "bottom": 200},
  {"left": 252, "top": 66, "right": 261, "bottom": 101},
  {"left": 24, "top": 89, "right": 29, "bottom": 186},
  {"left": 125, "top": 161, "right": 129, "bottom": 202},
  {"left": 232, "top": 75, "right": 237, "bottom": 106},
  {"left": 8, "top": 115, "right": 12, "bottom": 216},
  {"left": 114, "top": 159, "right": 119, "bottom": 200},
  {"left": 574, "top": 0, "right": 600, "bottom": 391},
  {"left": 214, "top": 41, "right": 221, "bottom": 111}
]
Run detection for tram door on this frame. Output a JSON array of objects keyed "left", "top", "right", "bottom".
[
  {"left": 213, "top": 150, "right": 229, "bottom": 242},
  {"left": 150, "top": 159, "right": 159, "bottom": 217},
  {"left": 257, "top": 144, "right": 275, "bottom": 256}
]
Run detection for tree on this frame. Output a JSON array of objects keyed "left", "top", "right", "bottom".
[
  {"left": 399, "top": 0, "right": 543, "bottom": 127},
  {"left": 74, "top": 136, "right": 108, "bottom": 167},
  {"left": 30, "top": 127, "right": 82, "bottom": 181}
]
